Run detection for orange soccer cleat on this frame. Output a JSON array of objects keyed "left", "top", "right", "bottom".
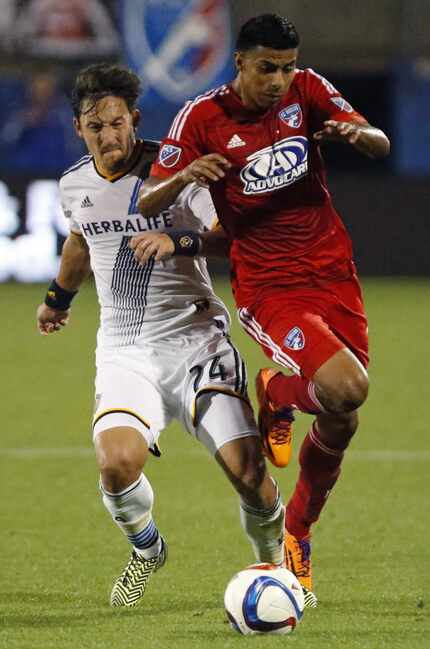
[
  {"left": 255, "top": 368, "right": 295, "bottom": 468},
  {"left": 285, "top": 530, "right": 317, "bottom": 607}
]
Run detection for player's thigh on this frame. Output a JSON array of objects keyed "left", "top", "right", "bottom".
[
  {"left": 93, "top": 348, "right": 171, "bottom": 453},
  {"left": 182, "top": 334, "right": 258, "bottom": 454},
  {"left": 328, "top": 275, "right": 369, "bottom": 369},
  {"left": 195, "top": 391, "right": 259, "bottom": 455},
  {"left": 238, "top": 295, "right": 345, "bottom": 380}
]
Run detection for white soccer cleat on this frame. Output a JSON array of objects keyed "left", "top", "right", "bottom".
[{"left": 110, "top": 537, "right": 167, "bottom": 607}]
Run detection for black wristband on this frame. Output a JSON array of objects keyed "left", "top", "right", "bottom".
[
  {"left": 44, "top": 280, "right": 78, "bottom": 310},
  {"left": 170, "top": 230, "right": 202, "bottom": 257}
]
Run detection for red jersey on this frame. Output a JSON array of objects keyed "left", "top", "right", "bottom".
[{"left": 151, "top": 68, "right": 367, "bottom": 307}]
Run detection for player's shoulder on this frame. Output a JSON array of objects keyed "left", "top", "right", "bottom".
[
  {"left": 294, "top": 67, "right": 338, "bottom": 95},
  {"left": 142, "top": 139, "right": 160, "bottom": 154},
  {"left": 167, "top": 85, "right": 227, "bottom": 137},
  {"left": 61, "top": 153, "right": 93, "bottom": 180},
  {"left": 60, "top": 154, "right": 93, "bottom": 189},
  {"left": 183, "top": 85, "right": 227, "bottom": 119},
  {"left": 140, "top": 138, "right": 160, "bottom": 164}
]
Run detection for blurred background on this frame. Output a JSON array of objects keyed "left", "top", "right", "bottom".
[
  {"left": 1, "top": 6, "right": 429, "bottom": 646},
  {"left": 0, "top": 0, "right": 429, "bottom": 282}
]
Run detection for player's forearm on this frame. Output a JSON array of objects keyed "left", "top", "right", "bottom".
[
  {"left": 354, "top": 126, "right": 390, "bottom": 158},
  {"left": 56, "top": 232, "right": 91, "bottom": 291},
  {"left": 200, "top": 228, "right": 231, "bottom": 258},
  {"left": 138, "top": 174, "right": 188, "bottom": 217}
]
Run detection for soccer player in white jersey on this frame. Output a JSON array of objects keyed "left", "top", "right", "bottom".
[{"left": 36, "top": 64, "right": 316, "bottom": 609}]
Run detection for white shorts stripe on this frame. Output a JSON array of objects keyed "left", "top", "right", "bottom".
[{"left": 238, "top": 308, "right": 301, "bottom": 374}]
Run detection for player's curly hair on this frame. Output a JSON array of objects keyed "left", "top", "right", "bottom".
[
  {"left": 236, "top": 14, "right": 299, "bottom": 52},
  {"left": 71, "top": 63, "right": 141, "bottom": 117}
]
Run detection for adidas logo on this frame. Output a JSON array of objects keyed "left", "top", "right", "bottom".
[
  {"left": 81, "top": 195, "right": 94, "bottom": 208},
  {"left": 227, "top": 134, "right": 246, "bottom": 149}
]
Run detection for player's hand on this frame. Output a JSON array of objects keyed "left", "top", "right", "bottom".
[
  {"left": 36, "top": 303, "right": 70, "bottom": 335},
  {"left": 179, "top": 154, "right": 231, "bottom": 188},
  {"left": 130, "top": 232, "right": 175, "bottom": 265},
  {"left": 314, "top": 120, "right": 362, "bottom": 145}
]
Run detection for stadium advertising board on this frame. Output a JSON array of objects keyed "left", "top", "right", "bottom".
[{"left": 0, "top": 177, "right": 66, "bottom": 282}]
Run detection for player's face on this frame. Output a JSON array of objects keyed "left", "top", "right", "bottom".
[
  {"left": 235, "top": 47, "right": 298, "bottom": 112},
  {"left": 74, "top": 96, "right": 140, "bottom": 175}
]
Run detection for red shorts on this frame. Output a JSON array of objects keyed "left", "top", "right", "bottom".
[{"left": 238, "top": 275, "right": 369, "bottom": 378}]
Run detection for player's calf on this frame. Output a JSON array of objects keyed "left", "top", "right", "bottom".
[
  {"left": 101, "top": 472, "right": 166, "bottom": 607},
  {"left": 239, "top": 482, "right": 285, "bottom": 566},
  {"left": 216, "top": 435, "right": 285, "bottom": 565}
]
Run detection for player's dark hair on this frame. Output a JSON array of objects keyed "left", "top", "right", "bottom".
[
  {"left": 71, "top": 63, "right": 141, "bottom": 117},
  {"left": 236, "top": 14, "right": 299, "bottom": 52}
]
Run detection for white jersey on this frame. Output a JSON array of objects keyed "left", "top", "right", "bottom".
[{"left": 60, "top": 140, "right": 230, "bottom": 348}]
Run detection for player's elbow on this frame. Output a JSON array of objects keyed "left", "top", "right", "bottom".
[
  {"left": 377, "top": 133, "right": 390, "bottom": 158},
  {"left": 372, "top": 131, "right": 391, "bottom": 159}
]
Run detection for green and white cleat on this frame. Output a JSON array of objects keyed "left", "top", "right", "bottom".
[
  {"left": 110, "top": 537, "right": 167, "bottom": 607},
  {"left": 302, "top": 585, "right": 318, "bottom": 609}
]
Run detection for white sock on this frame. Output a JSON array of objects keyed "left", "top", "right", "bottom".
[
  {"left": 240, "top": 487, "right": 285, "bottom": 565},
  {"left": 101, "top": 473, "right": 162, "bottom": 559}
]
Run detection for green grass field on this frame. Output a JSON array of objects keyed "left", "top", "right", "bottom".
[{"left": 1, "top": 278, "right": 429, "bottom": 649}]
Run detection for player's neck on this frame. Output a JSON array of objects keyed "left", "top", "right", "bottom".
[
  {"left": 231, "top": 77, "right": 267, "bottom": 115},
  {"left": 94, "top": 139, "right": 142, "bottom": 181}
]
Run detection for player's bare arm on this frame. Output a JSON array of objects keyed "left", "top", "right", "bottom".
[
  {"left": 130, "top": 223, "right": 230, "bottom": 266},
  {"left": 137, "top": 154, "right": 231, "bottom": 217},
  {"left": 314, "top": 120, "right": 390, "bottom": 158},
  {"left": 200, "top": 223, "right": 231, "bottom": 257},
  {"left": 37, "top": 231, "right": 91, "bottom": 335}
]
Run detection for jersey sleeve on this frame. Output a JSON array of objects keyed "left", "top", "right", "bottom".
[
  {"left": 305, "top": 68, "right": 367, "bottom": 128},
  {"left": 150, "top": 102, "right": 206, "bottom": 179},
  {"left": 181, "top": 184, "right": 217, "bottom": 231}
]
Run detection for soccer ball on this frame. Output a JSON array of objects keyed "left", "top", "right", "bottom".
[{"left": 224, "top": 563, "right": 305, "bottom": 635}]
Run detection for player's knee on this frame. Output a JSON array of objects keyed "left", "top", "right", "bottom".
[
  {"left": 98, "top": 448, "right": 143, "bottom": 493},
  {"left": 320, "top": 368, "right": 369, "bottom": 413},
  {"left": 339, "top": 369, "right": 369, "bottom": 411}
]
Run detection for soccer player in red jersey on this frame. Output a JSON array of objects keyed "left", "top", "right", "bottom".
[{"left": 133, "top": 14, "right": 390, "bottom": 593}]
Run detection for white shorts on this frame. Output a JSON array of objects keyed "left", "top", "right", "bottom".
[{"left": 93, "top": 329, "right": 258, "bottom": 455}]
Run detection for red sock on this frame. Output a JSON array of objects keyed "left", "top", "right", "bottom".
[
  {"left": 267, "top": 372, "right": 324, "bottom": 414},
  {"left": 285, "top": 424, "right": 344, "bottom": 539}
]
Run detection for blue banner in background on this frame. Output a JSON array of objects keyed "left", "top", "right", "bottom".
[
  {"left": 392, "top": 61, "right": 430, "bottom": 175},
  {"left": 120, "top": 0, "right": 234, "bottom": 140}
]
